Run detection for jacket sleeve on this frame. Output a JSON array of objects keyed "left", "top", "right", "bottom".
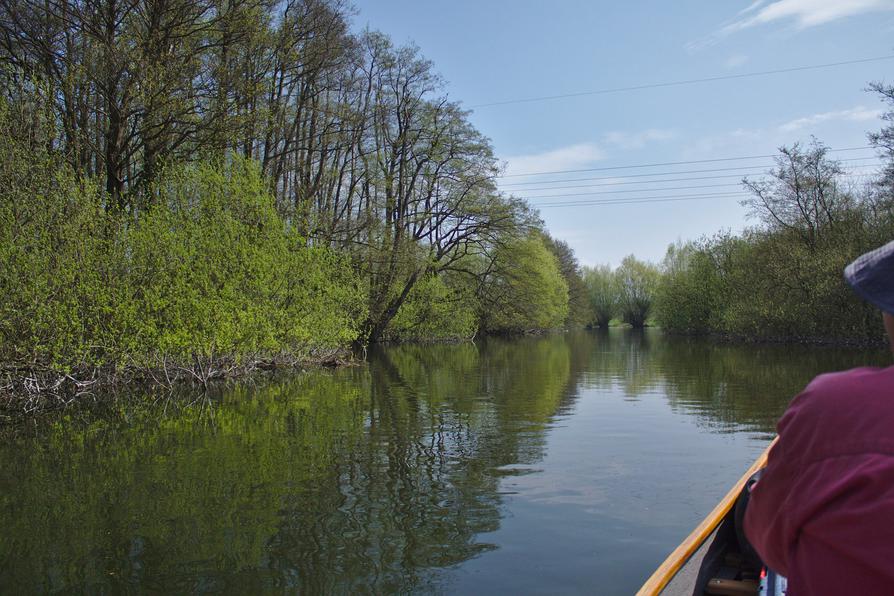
[
  {"left": 743, "top": 383, "right": 819, "bottom": 576},
  {"left": 743, "top": 432, "right": 796, "bottom": 575}
]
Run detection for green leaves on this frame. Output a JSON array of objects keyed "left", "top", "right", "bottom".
[
  {"left": 386, "top": 274, "right": 478, "bottom": 341},
  {"left": 479, "top": 234, "right": 569, "bottom": 334},
  {"left": 614, "top": 256, "right": 660, "bottom": 329},
  {"left": 0, "top": 146, "right": 366, "bottom": 371},
  {"left": 652, "top": 228, "right": 884, "bottom": 342}
]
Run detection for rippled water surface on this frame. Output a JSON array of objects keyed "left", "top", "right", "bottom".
[{"left": 0, "top": 330, "right": 888, "bottom": 594}]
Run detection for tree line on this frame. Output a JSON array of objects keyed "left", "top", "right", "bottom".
[
  {"left": 0, "top": 0, "right": 590, "bottom": 383},
  {"left": 3, "top": 0, "right": 888, "bottom": 388},
  {"left": 580, "top": 82, "right": 894, "bottom": 344}
]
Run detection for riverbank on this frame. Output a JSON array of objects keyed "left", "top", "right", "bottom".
[
  {"left": 5, "top": 324, "right": 887, "bottom": 418},
  {"left": 0, "top": 348, "right": 355, "bottom": 416},
  {"left": 0, "top": 329, "right": 559, "bottom": 416}
]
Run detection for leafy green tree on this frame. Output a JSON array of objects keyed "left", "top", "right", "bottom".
[
  {"left": 654, "top": 241, "right": 725, "bottom": 334},
  {"left": 479, "top": 234, "right": 569, "bottom": 333},
  {"left": 385, "top": 274, "right": 478, "bottom": 341},
  {"left": 543, "top": 235, "right": 590, "bottom": 327},
  {"left": 581, "top": 265, "right": 619, "bottom": 328},
  {"left": 355, "top": 34, "right": 525, "bottom": 344},
  {"left": 615, "top": 255, "right": 660, "bottom": 328}
]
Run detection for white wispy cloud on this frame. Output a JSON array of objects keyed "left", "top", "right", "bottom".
[
  {"left": 602, "top": 129, "right": 676, "bottom": 150},
  {"left": 723, "top": 0, "right": 894, "bottom": 33},
  {"left": 737, "top": 0, "right": 770, "bottom": 17},
  {"left": 503, "top": 143, "right": 605, "bottom": 177},
  {"left": 688, "top": 0, "right": 894, "bottom": 51},
  {"left": 778, "top": 106, "right": 883, "bottom": 132},
  {"left": 502, "top": 131, "right": 675, "bottom": 178}
]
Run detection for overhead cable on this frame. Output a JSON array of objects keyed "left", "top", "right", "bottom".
[
  {"left": 497, "top": 157, "right": 883, "bottom": 187},
  {"left": 497, "top": 146, "right": 874, "bottom": 178},
  {"left": 532, "top": 192, "right": 748, "bottom": 208},
  {"left": 471, "top": 56, "right": 894, "bottom": 108},
  {"left": 507, "top": 166, "right": 881, "bottom": 194}
]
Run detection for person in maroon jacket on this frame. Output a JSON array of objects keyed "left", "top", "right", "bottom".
[{"left": 744, "top": 239, "right": 894, "bottom": 595}]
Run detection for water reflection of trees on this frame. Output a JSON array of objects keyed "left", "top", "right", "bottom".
[
  {"left": 0, "top": 334, "right": 585, "bottom": 593},
  {"left": 578, "top": 328, "right": 661, "bottom": 397},
  {"left": 5, "top": 332, "right": 869, "bottom": 592},
  {"left": 653, "top": 336, "right": 889, "bottom": 434},
  {"left": 577, "top": 328, "right": 888, "bottom": 434}
]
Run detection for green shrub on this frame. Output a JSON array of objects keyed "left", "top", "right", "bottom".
[
  {"left": 385, "top": 274, "right": 478, "bottom": 341},
  {"left": 0, "top": 108, "right": 366, "bottom": 371},
  {"left": 123, "top": 158, "right": 365, "bottom": 362}
]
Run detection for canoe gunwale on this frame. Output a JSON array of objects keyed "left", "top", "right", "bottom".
[{"left": 636, "top": 438, "right": 777, "bottom": 596}]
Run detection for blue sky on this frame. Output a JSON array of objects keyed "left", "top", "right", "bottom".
[{"left": 350, "top": 0, "right": 894, "bottom": 266}]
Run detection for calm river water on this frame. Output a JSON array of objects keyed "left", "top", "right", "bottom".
[{"left": 0, "top": 330, "right": 889, "bottom": 594}]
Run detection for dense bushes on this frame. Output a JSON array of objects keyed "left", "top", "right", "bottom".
[
  {"left": 653, "top": 140, "right": 894, "bottom": 343},
  {"left": 654, "top": 226, "right": 887, "bottom": 343},
  {"left": 385, "top": 275, "right": 478, "bottom": 341},
  {"left": 653, "top": 239, "right": 729, "bottom": 334},
  {"left": 0, "top": 105, "right": 365, "bottom": 372},
  {"left": 123, "top": 160, "right": 365, "bottom": 362}
]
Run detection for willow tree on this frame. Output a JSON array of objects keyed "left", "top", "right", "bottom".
[
  {"left": 615, "top": 255, "right": 660, "bottom": 328},
  {"left": 582, "top": 265, "right": 618, "bottom": 328}
]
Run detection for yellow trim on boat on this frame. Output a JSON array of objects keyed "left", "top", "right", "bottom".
[{"left": 637, "top": 438, "right": 778, "bottom": 596}]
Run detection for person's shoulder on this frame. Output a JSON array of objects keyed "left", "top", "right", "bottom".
[
  {"left": 776, "top": 367, "right": 894, "bottom": 463},
  {"left": 780, "top": 365, "right": 894, "bottom": 442},
  {"left": 803, "top": 365, "right": 894, "bottom": 400}
]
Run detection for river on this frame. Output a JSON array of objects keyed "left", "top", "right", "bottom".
[{"left": 0, "top": 329, "right": 888, "bottom": 594}]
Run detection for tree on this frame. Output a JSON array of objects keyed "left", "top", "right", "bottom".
[
  {"left": 867, "top": 81, "right": 894, "bottom": 213},
  {"left": 581, "top": 265, "right": 618, "bottom": 328},
  {"left": 0, "top": 0, "right": 579, "bottom": 360},
  {"left": 478, "top": 234, "right": 569, "bottom": 334},
  {"left": 654, "top": 241, "right": 723, "bottom": 334},
  {"left": 615, "top": 255, "right": 659, "bottom": 328},
  {"left": 543, "top": 234, "right": 590, "bottom": 327},
  {"left": 354, "top": 35, "right": 523, "bottom": 344},
  {"left": 741, "top": 139, "right": 850, "bottom": 250}
]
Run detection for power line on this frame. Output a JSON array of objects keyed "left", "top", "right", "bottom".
[
  {"left": 519, "top": 173, "right": 876, "bottom": 202},
  {"left": 500, "top": 165, "right": 776, "bottom": 187},
  {"left": 497, "top": 146, "right": 874, "bottom": 178},
  {"left": 527, "top": 167, "right": 882, "bottom": 207},
  {"left": 532, "top": 192, "right": 748, "bottom": 208},
  {"left": 531, "top": 191, "right": 745, "bottom": 206},
  {"left": 470, "top": 55, "right": 894, "bottom": 109},
  {"left": 497, "top": 156, "right": 883, "bottom": 187},
  {"left": 507, "top": 164, "right": 881, "bottom": 193},
  {"left": 520, "top": 182, "right": 740, "bottom": 200}
]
